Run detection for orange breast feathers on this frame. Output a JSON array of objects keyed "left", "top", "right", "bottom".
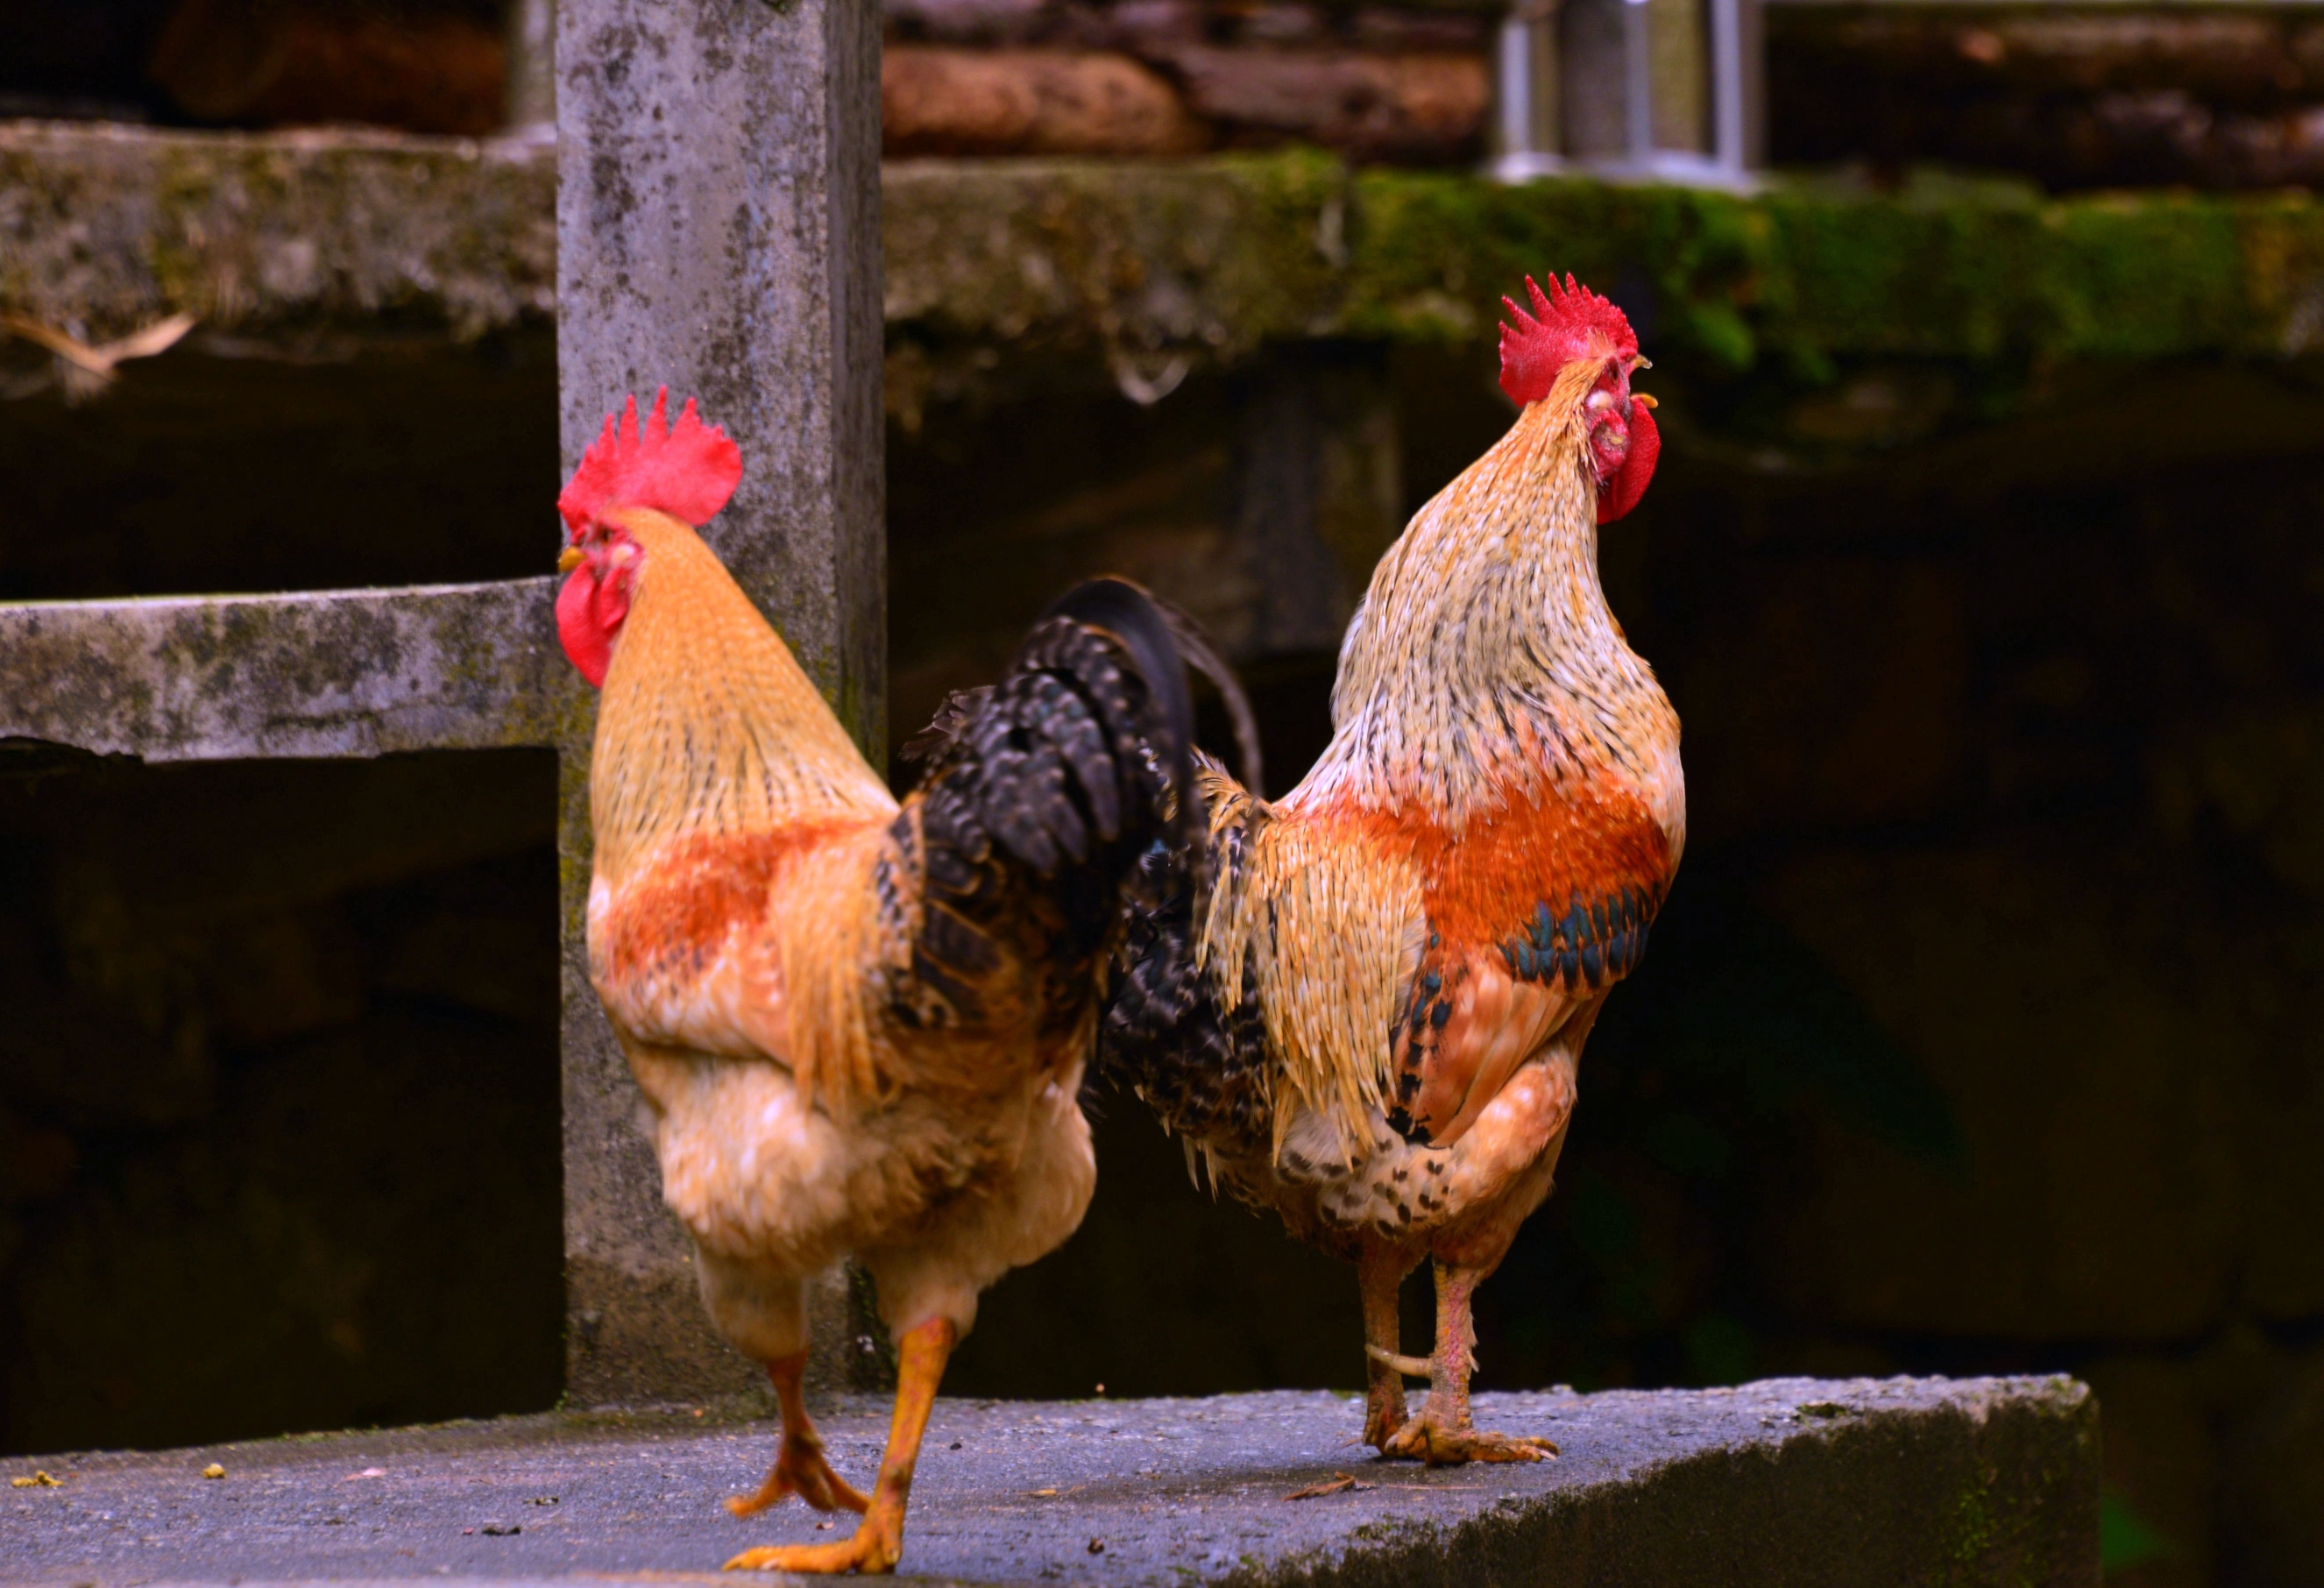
[
  {"left": 1348, "top": 771, "right": 1674, "bottom": 1148},
  {"left": 1388, "top": 774, "right": 1672, "bottom": 952},
  {"left": 588, "top": 819, "right": 892, "bottom": 1104}
]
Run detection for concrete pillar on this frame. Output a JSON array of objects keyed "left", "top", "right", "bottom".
[
  {"left": 1559, "top": 0, "right": 1710, "bottom": 164},
  {"left": 553, "top": 0, "right": 887, "bottom": 1407},
  {"left": 505, "top": 0, "right": 555, "bottom": 130}
]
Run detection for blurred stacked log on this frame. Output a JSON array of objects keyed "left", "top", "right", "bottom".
[
  {"left": 10, "top": 0, "right": 1491, "bottom": 162},
  {"left": 1771, "top": 6, "right": 2324, "bottom": 190},
  {"left": 885, "top": 0, "right": 1494, "bottom": 162},
  {"left": 27, "top": 0, "right": 2324, "bottom": 186},
  {"left": 148, "top": 0, "right": 507, "bottom": 136}
]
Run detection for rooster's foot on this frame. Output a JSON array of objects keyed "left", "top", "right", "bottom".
[
  {"left": 1378, "top": 1419, "right": 1558, "bottom": 1467},
  {"left": 1361, "top": 1390, "right": 1408, "bottom": 1450},
  {"left": 726, "top": 1436, "right": 871, "bottom": 1518},
  {"left": 725, "top": 1513, "right": 901, "bottom": 1575}
]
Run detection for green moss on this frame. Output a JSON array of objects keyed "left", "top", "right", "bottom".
[
  {"left": 831, "top": 666, "right": 882, "bottom": 769},
  {"left": 18, "top": 127, "right": 2321, "bottom": 380},
  {"left": 1343, "top": 163, "right": 2324, "bottom": 373},
  {"left": 1948, "top": 1475, "right": 1993, "bottom": 1567}
]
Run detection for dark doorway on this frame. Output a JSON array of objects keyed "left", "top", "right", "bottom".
[{"left": 0, "top": 746, "right": 563, "bottom": 1455}]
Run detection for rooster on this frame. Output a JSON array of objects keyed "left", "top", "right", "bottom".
[
  {"left": 556, "top": 390, "right": 1199, "bottom": 1572},
  {"left": 1102, "top": 276, "right": 1679, "bottom": 1464}
]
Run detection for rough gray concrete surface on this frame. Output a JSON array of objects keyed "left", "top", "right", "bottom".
[
  {"left": 0, "top": 122, "right": 557, "bottom": 346},
  {"left": 0, "top": 1379, "right": 2096, "bottom": 1587},
  {"left": 0, "top": 580, "right": 582, "bottom": 761},
  {"left": 12, "top": 122, "right": 2324, "bottom": 384}
]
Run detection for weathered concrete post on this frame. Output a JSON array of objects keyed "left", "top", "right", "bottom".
[{"left": 554, "top": 0, "right": 886, "bottom": 1407}]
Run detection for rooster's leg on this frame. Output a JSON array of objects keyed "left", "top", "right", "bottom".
[
  {"left": 726, "top": 1316, "right": 955, "bottom": 1575},
  {"left": 1378, "top": 1262, "right": 1558, "bottom": 1467},
  {"left": 726, "top": 1352, "right": 872, "bottom": 1518},
  {"left": 1358, "top": 1250, "right": 1416, "bottom": 1450}
]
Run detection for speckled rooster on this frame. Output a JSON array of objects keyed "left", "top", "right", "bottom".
[
  {"left": 556, "top": 391, "right": 1199, "bottom": 1571},
  {"left": 1102, "top": 277, "right": 1681, "bottom": 1464}
]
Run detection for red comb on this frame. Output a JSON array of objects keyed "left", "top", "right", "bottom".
[
  {"left": 558, "top": 387, "right": 743, "bottom": 535},
  {"left": 1498, "top": 275, "right": 1640, "bottom": 407}
]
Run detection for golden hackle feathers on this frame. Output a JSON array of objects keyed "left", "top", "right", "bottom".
[
  {"left": 1194, "top": 772, "right": 1427, "bottom": 1159},
  {"left": 771, "top": 824, "right": 890, "bottom": 1117},
  {"left": 587, "top": 505, "right": 896, "bottom": 1117},
  {"left": 588, "top": 505, "right": 895, "bottom": 888},
  {"left": 1301, "top": 356, "right": 1656, "bottom": 827}
]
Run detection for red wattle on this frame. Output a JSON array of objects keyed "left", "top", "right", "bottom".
[
  {"left": 556, "top": 565, "right": 612, "bottom": 688},
  {"left": 1598, "top": 399, "right": 1660, "bottom": 524}
]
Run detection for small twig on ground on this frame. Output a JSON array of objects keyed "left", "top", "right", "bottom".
[{"left": 1285, "top": 1471, "right": 1373, "bottom": 1500}]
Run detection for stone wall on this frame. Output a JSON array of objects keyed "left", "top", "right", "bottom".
[{"left": 0, "top": 748, "right": 564, "bottom": 1455}]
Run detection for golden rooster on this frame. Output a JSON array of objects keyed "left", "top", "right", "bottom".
[
  {"left": 556, "top": 391, "right": 1199, "bottom": 1571},
  {"left": 1102, "top": 276, "right": 1680, "bottom": 1464}
]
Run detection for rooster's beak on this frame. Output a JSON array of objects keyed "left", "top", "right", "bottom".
[
  {"left": 1633, "top": 393, "right": 1658, "bottom": 410},
  {"left": 557, "top": 545, "right": 585, "bottom": 574}
]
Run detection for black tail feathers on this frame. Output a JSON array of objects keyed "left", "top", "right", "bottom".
[
  {"left": 902, "top": 578, "right": 1209, "bottom": 946},
  {"left": 1031, "top": 575, "right": 1201, "bottom": 847}
]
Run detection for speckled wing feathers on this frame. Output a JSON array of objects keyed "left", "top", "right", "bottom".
[
  {"left": 1492, "top": 884, "right": 1661, "bottom": 993},
  {"left": 1099, "top": 761, "right": 1279, "bottom": 1165}
]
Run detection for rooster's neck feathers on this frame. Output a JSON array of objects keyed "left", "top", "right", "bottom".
[
  {"left": 1292, "top": 360, "right": 1668, "bottom": 830},
  {"left": 588, "top": 507, "right": 895, "bottom": 884}
]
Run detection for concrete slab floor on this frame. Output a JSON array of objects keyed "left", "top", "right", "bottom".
[{"left": 0, "top": 1378, "right": 2095, "bottom": 1588}]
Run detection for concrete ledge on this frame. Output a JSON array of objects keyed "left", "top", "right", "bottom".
[
  {"left": 0, "top": 122, "right": 557, "bottom": 347},
  {"left": 0, "top": 578, "right": 584, "bottom": 761},
  {"left": 0, "top": 1378, "right": 2097, "bottom": 1586},
  {"left": 7, "top": 121, "right": 2322, "bottom": 383}
]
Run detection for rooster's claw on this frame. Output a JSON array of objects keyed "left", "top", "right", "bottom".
[
  {"left": 726, "top": 1514, "right": 900, "bottom": 1575},
  {"left": 726, "top": 1437, "right": 871, "bottom": 1518},
  {"left": 1378, "top": 1421, "right": 1558, "bottom": 1466}
]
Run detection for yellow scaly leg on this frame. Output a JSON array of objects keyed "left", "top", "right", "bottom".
[{"left": 726, "top": 1316, "right": 955, "bottom": 1575}]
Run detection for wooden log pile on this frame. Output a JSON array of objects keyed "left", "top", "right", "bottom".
[
  {"left": 11, "top": 0, "right": 1492, "bottom": 164},
  {"left": 1770, "top": 7, "right": 2324, "bottom": 191},
  {"left": 884, "top": 0, "right": 1493, "bottom": 163},
  {"left": 149, "top": 0, "right": 508, "bottom": 138}
]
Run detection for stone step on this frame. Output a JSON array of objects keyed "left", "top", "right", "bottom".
[{"left": 0, "top": 1377, "right": 2095, "bottom": 1587}]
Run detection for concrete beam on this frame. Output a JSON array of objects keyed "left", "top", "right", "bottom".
[
  {"left": 0, "top": 580, "right": 581, "bottom": 761},
  {"left": 551, "top": 0, "right": 886, "bottom": 1409},
  {"left": 0, "top": 121, "right": 556, "bottom": 348},
  {"left": 10, "top": 123, "right": 2324, "bottom": 379},
  {"left": 0, "top": 1377, "right": 2099, "bottom": 1585}
]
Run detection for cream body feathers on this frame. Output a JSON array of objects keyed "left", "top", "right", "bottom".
[{"left": 583, "top": 507, "right": 1096, "bottom": 1352}]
